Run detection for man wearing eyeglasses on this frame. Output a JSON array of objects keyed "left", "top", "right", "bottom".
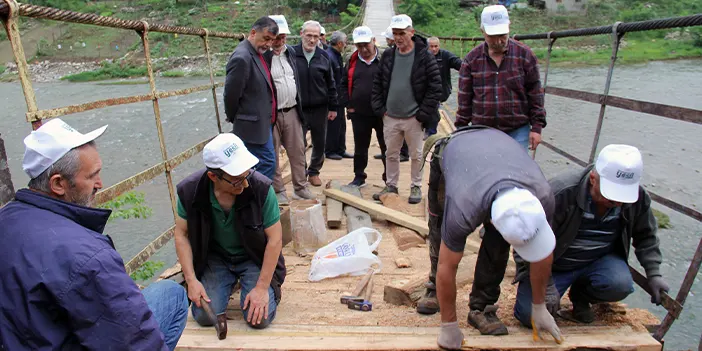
[{"left": 174, "top": 133, "right": 286, "bottom": 337}]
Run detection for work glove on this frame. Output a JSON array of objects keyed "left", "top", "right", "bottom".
[
  {"left": 531, "top": 303, "right": 564, "bottom": 344},
  {"left": 437, "top": 321, "right": 464, "bottom": 350},
  {"left": 648, "top": 276, "right": 670, "bottom": 305},
  {"left": 545, "top": 280, "right": 561, "bottom": 316}
]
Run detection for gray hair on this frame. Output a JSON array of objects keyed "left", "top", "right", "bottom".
[
  {"left": 329, "top": 31, "right": 347, "bottom": 46},
  {"left": 301, "top": 20, "right": 322, "bottom": 34},
  {"left": 27, "top": 142, "right": 94, "bottom": 193},
  {"left": 428, "top": 36, "right": 440, "bottom": 44},
  {"left": 252, "top": 16, "right": 279, "bottom": 35}
]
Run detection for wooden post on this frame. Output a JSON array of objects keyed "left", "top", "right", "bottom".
[{"left": 0, "top": 133, "right": 15, "bottom": 207}]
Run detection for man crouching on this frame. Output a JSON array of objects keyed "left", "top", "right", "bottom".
[{"left": 174, "top": 133, "right": 285, "bottom": 334}]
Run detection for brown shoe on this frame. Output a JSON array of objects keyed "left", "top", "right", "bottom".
[
  {"left": 416, "top": 282, "right": 439, "bottom": 315},
  {"left": 468, "top": 305, "right": 508, "bottom": 335},
  {"left": 308, "top": 175, "right": 322, "bottom": 187},
  {"left": 216, "top": 313, "right": 228, "bottom": 340}
]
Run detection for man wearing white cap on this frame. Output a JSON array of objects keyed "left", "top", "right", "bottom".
[
  {"left": 340, "top": 26, "right": 386, "bottom": 187},
  {"left": 174, "top": 133, "right": 285, "bottom": 335},
  {"left": 0, "top": 119, "right": 189, "bottom": 350},
  {"left": 513, "top": 144, "right": 668, "bottom": 326},
  {"left": 265, "top": 15, "right": 315, "bottom": 204},
  {"left": 455, "top": 5, "right": 546, "bottom": 152},
  {"left": 371, "top": 14, "right": 442, "bottom": 205},
  {"left": 420, "top": 126, "right": 562, "bottom": 348},
  {"left": 380, "top": 26, "right": 395, "bottom": 47}
]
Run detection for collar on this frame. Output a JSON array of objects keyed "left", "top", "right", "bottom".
[
  {"left": 14, "top": 188, "right": 112, "bottom": 234},
  {"left": 358, "top": 47, "right": 378, "bottom": 65}
]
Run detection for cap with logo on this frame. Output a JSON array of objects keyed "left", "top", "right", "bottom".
[
  {"left": 481, "top": 5, "right": 510, "bottom": 36},
  {"left": 595, "top": 144, "right": 643, "bottom": 203},
  {"left": 320, "top": 26, "right": 326, "bottom": 35},
  {"left": 389, "top": 14, "right": 412, "bottom": 30},
  {"left": 353, "top": 26, "right": 373, "bottom": 43},
  {"left": 382, "top": 26, "right": 394, "bottom": 40},
  {"left": 269, "top": 15, "right": 290, "bottom": 35},
  {"left": 203, "top": 133, "right": 259, "bottom": 177},
  {"left": 22, "top": 118, "right": 107, "bottom": 179},
  {"left": 491, "top": 187, "right": 555, "bottom": 263}
]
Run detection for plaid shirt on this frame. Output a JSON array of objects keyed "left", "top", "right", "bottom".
[{"left": 455, "top": 39, "right": 546, "bottom": 133}]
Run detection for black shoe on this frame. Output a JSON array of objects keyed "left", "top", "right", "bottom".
[
  {"left": 326, "top": 153, "right": 342, "bottom": 160},
  {"left": 568, "top": 290, "right": 595, "bottom": 323},
  {"left": 400, "top": 154, "right": 410, "bottom": 162},
  {"left": 373, "top": 153, "right": 384, "bottom": 160},
  {"left": 341, "top": 152, "right": 354, "bottom": 159},
  {"left": 348, "top": 178, "right": 366, "bottom": 187}
]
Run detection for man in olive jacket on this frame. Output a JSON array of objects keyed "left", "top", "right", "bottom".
[{"left": 513, "top": 144, "right": 669, "bottom": 326}]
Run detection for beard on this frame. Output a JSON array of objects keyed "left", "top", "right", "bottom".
[{"left": 65, "top": 187, "right": 96, "bottom": 207}]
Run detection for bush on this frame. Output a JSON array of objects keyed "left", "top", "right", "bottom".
[
  {"left": 130, "top": 260, "right": 165, "bottom": 282},
  {"left": 398, "top": 0, "right": 439, "bottom": 26}
]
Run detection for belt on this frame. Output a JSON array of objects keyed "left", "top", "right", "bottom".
[{"left": 277, "top": 105, "right": 295, "bottom": 113}]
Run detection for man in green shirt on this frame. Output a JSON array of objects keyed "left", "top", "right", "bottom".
[{"left": 174, "top": 133, "right": 286, "bottom": 336}]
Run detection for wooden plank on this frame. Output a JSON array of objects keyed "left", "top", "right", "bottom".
[
  {"left": 379, "top": 194, "right": 426, "bottom": 251},
  {"left": 176, "top": 323, "right": 661, "bottom": 351},
  {"left": 325, "top": 180, "right": 343, "bottom": 229},
  {"left": 324, "top": 188, "right": 429, "bottom": 237},
  {"left": 340, "top": 185, "right": 374, "bottom": 232}
]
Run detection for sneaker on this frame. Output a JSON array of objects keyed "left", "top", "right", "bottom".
[
  {"left": 373, "top": 153, "right": 384, "bottom": 160},
  {"left": 348, "top": 178, "right": 366, "bottom": 187},
  {"left": 416, "top": 282, "right": 439, "bottom": 315},
  {"left": 400, "top": 154, "right": 410, "bottom": 162},
  {"left": 408, "top": 186, "right": 422, "bottom": 204},
  {"left": 276, "top": 192, "right": 290, "bottom": 206},
  {"left": 292, "top": 188, "right": 315, "bottom": 200},
  {"left": 308, "top": 175, "right": 322, "bottom": 187},
  {"left": 372, "top": 185, "right": 398, "bottom": 201},
  {"left": 468, "top": 305, "right": 509, "bottom": 336},
  {"left": 326, "top": 153, "right": 342, "bottom": 160}
]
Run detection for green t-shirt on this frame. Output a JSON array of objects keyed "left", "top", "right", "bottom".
[{"left": 176, "top": 183, "right": 280, "bottom": 257}]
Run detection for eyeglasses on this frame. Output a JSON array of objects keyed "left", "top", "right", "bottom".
[{"left": 219, "top": 168, "right": 255, "bottom": 188}]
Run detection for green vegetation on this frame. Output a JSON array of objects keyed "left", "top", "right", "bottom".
[
  {"left": 0, "top": 65, "right": 5, "bottom": 75},
  {"left": 61, "top": 61, "right": 148, "bottom": 82},
  {"left": 652, "top": 208, "right": 672, "bottom": 229},
  {"left": 130, "top": 260, "right": 166, "bottom": 282},
  {"left": 404, "top": 0, "right": 702, "bottom": 65},
  {"left": 161, "top": 70, "right": 186, "bottom": 77}
]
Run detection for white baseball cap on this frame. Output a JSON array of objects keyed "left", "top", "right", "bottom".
[
  {"left": 390, "top": 14, "right": 412, "bottom": 29},
  {"left": 381, "top": 26, "right": 394, "bottom": 40},
  {"left": 491, "top": 188, "right": 555, "bottom": 263},
  {"left": 353, "top": 26, "right": 373, "bottom": 43},
  {"left": 203, "top": 133, "right": 259, "bottom": 177},
  {"left": 269, "top": 15, "right": 290, "bottom": 35},
  {"left": 481, "top": 5, "right": 510, "bottom": 36},
  {"left": 320, "top": 26, "right": 326, "bottom": 35},
  {"left": 595, "top": 144, "right": 643, "bottom": 203},
  {"left": 22, "top": 118, "right": 107, "bottom": 179}
]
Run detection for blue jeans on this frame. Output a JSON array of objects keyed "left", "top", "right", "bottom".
[
  {"left": 192, "top": 255, "right": 278, "bottom": 329},
  {"left": 244, "top": 129, "right": 276, "bottom": 181},
  {"left": 143, "top": 280, "right": 189, "bottom": 351},
  {"left": 513, "top": 254, "right": 635, "bottom": 327},
  {"left": 507, "top": 124, "right": 530, "bottom": 151}
]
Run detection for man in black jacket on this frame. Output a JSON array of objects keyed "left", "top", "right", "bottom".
[
  {"left": 340, "top": 26, "right": 386, "bottom": 187},
  {"left": 513, "top": 144, "right": 669, "bottom": 327},
  {"left": 325, "top": 31, "right": 352, "bottom": 160},
  {"left": 223, "top": 17, "right": 279, "bottom": 181},
  {"left": 293, "top": 20, "right": 338, "bottom": 187},
  {"left": 174, "top": 134, "right": 285, "bottom": 336},
  {"left": 371, "top": 14, "right": 442, "bottom": 205},
  {"left": 427, "top": 37, "right": 462, "bottom": 137}
]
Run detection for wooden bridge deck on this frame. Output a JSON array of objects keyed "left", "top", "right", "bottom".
[{"left": 174, "top": 115, "right": 661, "bottom": 350}]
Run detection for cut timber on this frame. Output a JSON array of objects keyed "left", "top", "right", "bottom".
[
  {"left": 325, "top": 180, "right": 343, "bottom": 229},
  {"left": 395, "top": 257, "right": 412, "bottom": 268},
  {"left": 340, "top": 185, "right": 373, "bottom": 232},
  {"left": 280, "top": 206, "right": 292, "bottom": 247},
  {"left": 324, "top": 188, "right": 428, "bottom": 237},
  {"left": 384, "top": 255, "right": 476, "bottom": 307},
  {"left": 380, "top": 193, "right": 426, "bottom": 251}
]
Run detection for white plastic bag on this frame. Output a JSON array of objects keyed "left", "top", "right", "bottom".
[{"left": 308, "top": 227, "right": 382, "bottom": 282}]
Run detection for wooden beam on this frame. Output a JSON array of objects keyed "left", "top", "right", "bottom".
[
  {"left": 325, "top": 180, "right": 343, "bottom": 229},
  {"left": 324, "top": 188, "right": 429, "bottom": 237},
  {"left": 340, "top": 185, "right": 373, "bottom": 232}
]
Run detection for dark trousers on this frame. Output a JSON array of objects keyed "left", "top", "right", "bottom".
[
  {"left": 302, "top": 106, "right": 328, "bottom": 177},
  {"left": 325, "top": 106, "right": 347, "bottom": 156},
  {"left": 351, "top": 115, "right": 386, "bottom": 182},
  {"left": 427, "top": 148, "right": 509, "bottom": 311}
]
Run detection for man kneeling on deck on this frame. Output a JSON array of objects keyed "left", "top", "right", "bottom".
[
  {"left": 513, "top": 144, "right": 669, "bottom": 326},
  {"left": 423, "top": 127, "right": 563, "bottom": 349},
  {"left": 174, "top": 133, "right": 285, "bottom": 334}
]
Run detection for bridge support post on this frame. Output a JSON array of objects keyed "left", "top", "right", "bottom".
[
  {"left": 0, "top": 134, "right": 15, "bottom": 207},
  {"left": 201, "top": 29, "right": 223, "bottom": 134},
  {"left": 588, "top": 22, "right": 623, "bottom": 163}
]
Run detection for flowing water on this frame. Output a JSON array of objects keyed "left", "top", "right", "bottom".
[{"left": 1, "top": 59, "right": 700, "bottom": 349}]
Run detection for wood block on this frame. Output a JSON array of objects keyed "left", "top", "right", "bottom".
[
  {"left": 392, "top": 226, "right": 425, "bottom": 251},
  {"left": 395, "top": 257, "right": 412, "bottom": 268},
  {"left": 340, "top": 185, "right": 373, "bottom": 232},
  {"left": 383, "top": 258, "right": 475, "bottom": 307},
  {"left": 324, "top": 188, "right": 428, "bottom": 237},
  {"left": 325, "top": 180, "right": 343, "bottom": 229},
  {"left": 280, "top": 206, "right": 292, "bottom": 247}
]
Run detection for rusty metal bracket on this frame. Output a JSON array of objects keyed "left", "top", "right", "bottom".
[
  {"left": 628, "top": 266, "right": 682, "bottom": 319},
  {"left": 588, "top": 21, "right": 623, "bottom": 163}
]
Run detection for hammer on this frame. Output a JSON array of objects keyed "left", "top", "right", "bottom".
[
  {"left": 340, "top": 270, "right": 374, "bottom": 304},
  {"left": 200, "top": 297, "right": 226, "bottom": 340}
]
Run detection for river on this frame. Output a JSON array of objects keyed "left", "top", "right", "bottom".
[{"left": 1, "top": 59, "right": 700, "bottom": 349}]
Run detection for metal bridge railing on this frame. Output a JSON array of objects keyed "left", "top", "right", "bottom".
[{"left": 433, "top": 14, "right": 702, "bottom": 344}]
